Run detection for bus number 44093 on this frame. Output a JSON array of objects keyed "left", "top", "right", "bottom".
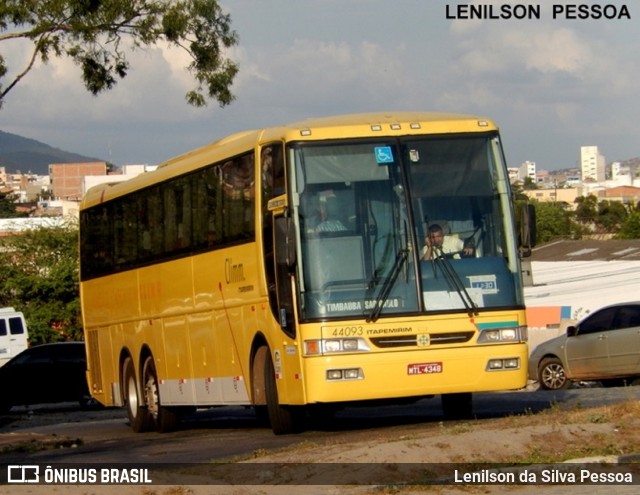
[{"left": 408, "top": 362, "right": 443, "bottom": 375}]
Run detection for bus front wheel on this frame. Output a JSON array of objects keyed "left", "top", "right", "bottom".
[
  {"left": 123, "top": 357, "right": 152, "bottom": 433},
  {"left": 142, "top": 356, "right": 180, "bottom": 433},
  {"left": 263, "top": 347, "right": 305, "bottom": 435}
]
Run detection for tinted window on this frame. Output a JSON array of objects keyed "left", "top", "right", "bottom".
[
  {"left": 54, "top": 345, "right": 86, "bottom": 364},
  {"left": 0, "top": 320, "right": 6, "bottom": 337},
  {"left": 260, "top": 143, "right": 286, "bottom": 321},
  {"left": 615, "top": 305, "right": 640, "bottom": 329},
  {"left": 579, "top": 307, "right": 617, "bottom": 335},
  {"left": 80, "top": 152, "right": 256, "bottom": 280},
  {"left": 9, "top": 317, "right": 24, "bottom": 335},
  {"left": 11, "top": 346, "right": 52, "bottom": 366}
]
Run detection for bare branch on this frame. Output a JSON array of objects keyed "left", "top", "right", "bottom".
[
  {"left": 0, "top": 37, "right": 42, "bottom": 100},
  {"left": 0, "top": 31, "right": 36, "bottom": 42}
]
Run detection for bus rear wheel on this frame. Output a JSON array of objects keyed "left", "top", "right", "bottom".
[
  {"left": 263, "top": 347, "right": 305, "bottom": 435},
  {"left": 123, "top": 357, "right": 152, "bottom": 433},
  {"left": 142, "top": 356, "right": 180, "bottom": 433}
]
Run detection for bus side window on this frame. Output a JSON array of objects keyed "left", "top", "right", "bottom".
[
  {"left": 262, "top": 144, "right": 285, "bottom": 199},
  {"left": 163, "top": 185, "right": 178, "bottom": 252},
  {"left": 147, "top": 186, "right": 164, "bottom": 256},
  {"left": 221, "top": 154, "right": 255, "bottom": 242},
  {"left": 203, "top": 167, "right": 220, "bottom": 246},
  {"left": 192, "top": 175, "right": 210, "bottom": 248},
  {"left": 175, "top": 177, "right": 192, "bottom": 250}
]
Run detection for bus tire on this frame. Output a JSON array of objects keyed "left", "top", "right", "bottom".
[
  {"left": 252, "top": 346, "right": 269, "bottom": 426},
  {"left": 142, "top": 356, "right": 180, "bottom": 433},
  {"left": 123, "top": 357, "right": 152, "bottom": 433},
  {"left": 441, "top": 392, "right": 473, "bottom": 420},
  {"left": 263, "top": 347, "right": 304, "bottom": 435}
]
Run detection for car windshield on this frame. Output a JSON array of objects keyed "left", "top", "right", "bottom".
[{"left": 290, "top": 135, "right": 523, "bottom": 321}]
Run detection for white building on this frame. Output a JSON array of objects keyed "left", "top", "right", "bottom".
[
  {"left": 580, "top": 146, "right": 606, "bottom": 182},
  {"left": 518, "top": 161, "right": 536, "bottom": 182}
]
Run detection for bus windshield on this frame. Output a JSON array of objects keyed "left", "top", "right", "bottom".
[{"left": 291, "top": 133, "right": 523, "bottom": 321}]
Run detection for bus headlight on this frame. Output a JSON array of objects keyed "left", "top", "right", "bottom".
[
  {"left": 326, "top": 368, "right": 364, "bottom": 380},
  {"left": 477, "top": 326, "right": 527, "bottom": 344},
  {"left": 487, "top": 358, "right": 520, "bottom": 371},
  {"left": 304, "top": 338, "right": 370, "bottom": 355}
]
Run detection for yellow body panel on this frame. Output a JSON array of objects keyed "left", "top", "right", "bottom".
[
  {"left": 281, "top": 312, "right": 528, "bottom": 405},
  {"left": 83, "top": 244, "right": 267, "bottom": 406},
  {"left": 301, "top": 345, "right": 527, "bottom": 403}
]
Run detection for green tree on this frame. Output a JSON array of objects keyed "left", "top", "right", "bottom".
[
  {"left": 617, "top": 211, "right": 640, "bottom": 239},
  {"left": 596, "top": 200, "right": 628, "bottom": 233},
  {"left": 522, "top": 176, "right": 537, "bottom": 190},
  {"left": 0, "top": 222, "right": 81, "bottom": 344},
  {"left": 0, "top": 0, "right": 238, "bottom": 108},
  {"left": 0, "top": 191, "right": 24, "bottom": 217},
  {"left": 533, "top": 200, "right": 583, "bottom": 243},
  {"left": 574, "top": 194, "right": 598, "bottom": 224}
]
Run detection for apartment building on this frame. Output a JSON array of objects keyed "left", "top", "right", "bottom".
[
  {"left": 580, "top": 146, "right": 606, "bottom": 182},
  {"left": 49, "top": 161, "right": 107, "bottom": 201}
]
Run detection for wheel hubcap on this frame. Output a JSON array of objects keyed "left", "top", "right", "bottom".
[
  {"left": 144, "top": 373, "right": 159, "bottom": 419},
  {"left": 126, "top": 375, "right": 138, "bottom": 415},
  {"left": 543, "top": 363, "right": 565, "bottom": 389}
]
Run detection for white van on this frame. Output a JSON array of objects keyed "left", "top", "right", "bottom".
[{"left": 0, "top": 308, "right": 29, "bottom": 366}]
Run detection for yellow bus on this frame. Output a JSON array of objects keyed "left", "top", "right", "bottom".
[{"left": 80, "top": 112, "right": 532, "bottom": 434}]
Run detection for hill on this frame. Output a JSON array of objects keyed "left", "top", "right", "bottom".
[{"left": 0, "top": 130, "right": 105, "bottom": 175}]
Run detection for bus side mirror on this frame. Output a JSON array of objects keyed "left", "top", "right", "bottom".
[
  {"left": 275, "top": 215, "right": 297, "bottom": 268},
  {"left": 519, "top": 203, "right": 537, "bottom": 258}
]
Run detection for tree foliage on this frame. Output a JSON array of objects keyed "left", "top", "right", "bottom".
[
  {"left": 596, "top": 199, "right": 628, "bottom": 233},
  {"left": 531, "top": 194, "right": 640, "bottom": 243},
  {"left": 532, "top": 200, "right": 578, "bottom": 243},
  {"left": 0, "top": 0, "right": 239, "bottom": 108},
  {"left": 0, "top": 191, "right": 25, "bottom": 217},
  {"left": 617, "top": 211, "right": 640, "bottom": 239},
  {"left": 0, "top": 222, "right": 81, "bottom": 344},
  {"left": 574, "top": 194, "right": 598, "bottom": 224}
]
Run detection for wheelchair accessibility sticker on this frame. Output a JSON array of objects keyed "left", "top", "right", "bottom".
[{"left": 374, "top": 146, "right": 394, "bottom": 164}]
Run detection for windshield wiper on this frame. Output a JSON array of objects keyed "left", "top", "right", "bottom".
[
  {"left": 367, "top": 247, "right": 408, "bottom": 322},
  {"left": 430, "top": 246, "right": 479, "bottom": 316}
]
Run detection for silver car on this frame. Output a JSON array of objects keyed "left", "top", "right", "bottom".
[{"left": 528, "top": 302, "right": 640, "bottom": 390}]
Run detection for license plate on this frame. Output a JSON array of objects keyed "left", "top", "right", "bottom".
[{"left": 408, "top": 362, "right": 443, "bottom": 375}]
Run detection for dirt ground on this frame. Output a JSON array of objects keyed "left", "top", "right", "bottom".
[{"left": 2, "top": 397, "right": 640, "bottom": 495}]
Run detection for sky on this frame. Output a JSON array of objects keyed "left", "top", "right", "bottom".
[{"left": 0, "top": 0, "right": 638, "bottom": 171}]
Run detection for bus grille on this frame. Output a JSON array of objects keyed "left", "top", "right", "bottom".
[{"left": 370, "top": 332, "right": 475, "bottom": 348}]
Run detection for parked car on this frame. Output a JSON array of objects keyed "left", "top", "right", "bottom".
[
  {"left": 529, "top": 302, "right": 640, "bottom": 390},
  {"left": 0, "top": 342, "right": 92, "bottom": 412}
]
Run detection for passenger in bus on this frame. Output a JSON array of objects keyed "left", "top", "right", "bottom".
[
  {"left": 422, "top": 224, "right": 473, "bottom": 260},
  {"left": 314, "top": 197, "right": 347, "bottom": 233}
]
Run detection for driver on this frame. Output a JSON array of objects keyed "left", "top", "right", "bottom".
[{"left": 423, "top": 224, "right": 473, "bottom": 260}]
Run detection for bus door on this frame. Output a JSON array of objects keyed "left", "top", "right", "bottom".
[
  {"left": 261, "top": 143, "right": 295, "bottom": 337},
  {"left": 273, "top": 213, "right": 297, "bottom": 335}
]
